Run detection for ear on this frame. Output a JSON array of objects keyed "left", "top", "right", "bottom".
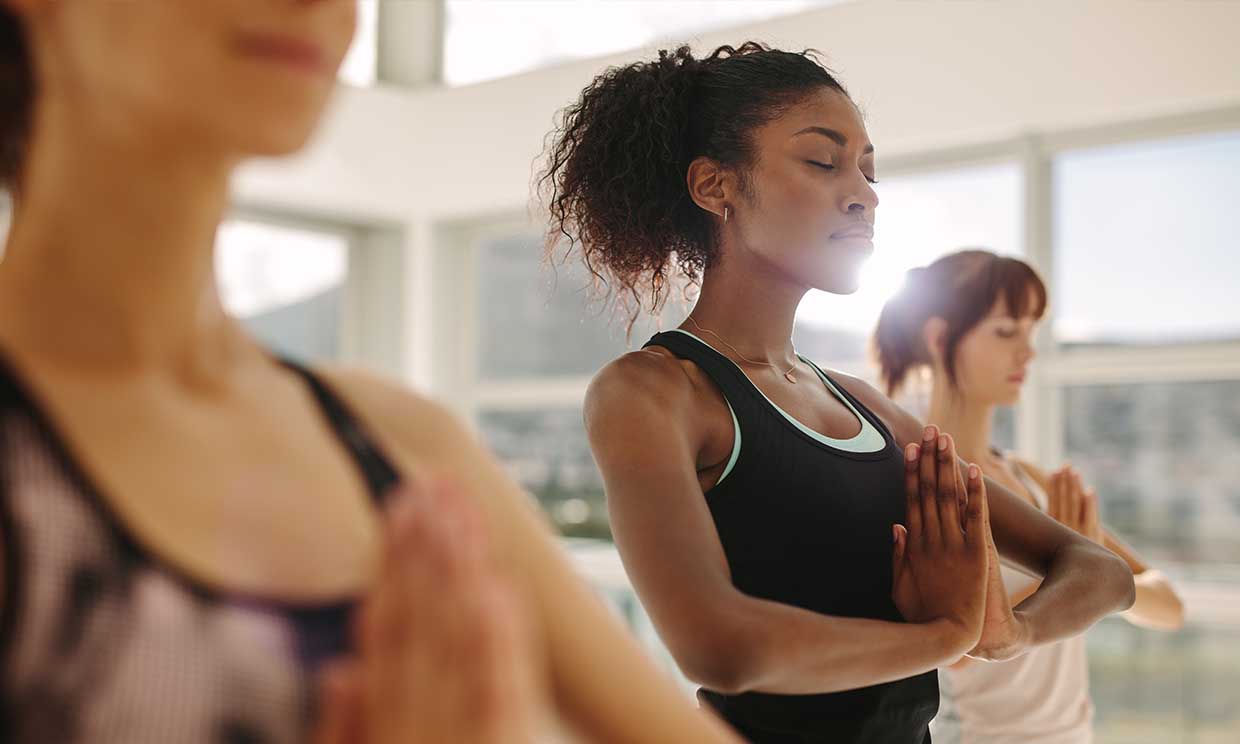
[
  {"left": 921, "top": 316, "right": 949, "bottom": 366},
  {"left": 685, "top": 155, "right": 735, "bottom": 222}
]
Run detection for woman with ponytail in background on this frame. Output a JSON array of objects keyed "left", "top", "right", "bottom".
[
  {"left": 541, "top": 42, "right": 1136, "bottom": 743},
  {"left": 874, "top": 250, "right": 1184, "bottom": 744}
]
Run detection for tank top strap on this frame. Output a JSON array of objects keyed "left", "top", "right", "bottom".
[
  {"left": 642, "top": 330, "right": 767, "bottom": 419},
  {"left": 277, "top": 359, "right": 402, "bottom": 505}
]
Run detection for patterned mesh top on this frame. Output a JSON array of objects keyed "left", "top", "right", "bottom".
[{"left": 0, "top": 352, "right": 401, "bottom": 743}]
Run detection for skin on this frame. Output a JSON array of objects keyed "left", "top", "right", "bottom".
[
  {"left": 585, "top": 87, "right": 1135, "bottom": 700},
  {"left": 919, "top": 291, "right": 1185, "bottom": 653},
  {"left": 0, "top": 1, "right": 741, "bottom": 742}
]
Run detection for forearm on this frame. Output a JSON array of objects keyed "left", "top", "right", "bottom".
[
  {"left": 715, "top": 598, "right": 969, "bottom": 696},
  {"left": 1015, "top": 542, "right": 1135, "bottom": 647},
  {"left": 1122, "top": 569, "right": 1185, "bottom": 630}
]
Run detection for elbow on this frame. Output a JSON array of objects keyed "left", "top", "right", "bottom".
[
  {"left": 673, "top": 625, "right": 767, "bottom": 696},
  {"left": 1102, "top": 547, "right": 1137, "bottom": 613}
]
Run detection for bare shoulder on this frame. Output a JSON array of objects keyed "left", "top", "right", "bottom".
[
  {"left": 311, "top": 365, "right": 479, "bottom": 479},
  {"left": 1011, "top": 456, "right": 1053, "bottom": 491},
  {"left": 586, "top": 347, "right": 698, "bottom": 420}
]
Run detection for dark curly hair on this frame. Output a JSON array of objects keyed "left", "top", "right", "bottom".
[
  {"left": 1, "top": 7, "right": 31, "bottom": 191},
  {"left": 538, "top": 42, "right": 848, "bottom": 329},
  {"left": 873, "top": 250, "right": 1048, "bottom": 397}
]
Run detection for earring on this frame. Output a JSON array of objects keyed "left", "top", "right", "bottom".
[{"left": 723, "top": 206, "right": 730, "bottom": 224}]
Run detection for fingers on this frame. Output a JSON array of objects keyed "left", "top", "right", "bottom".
[
  {"left": 935, "top": 433, "right": 964, "bottom": 546},
  {"left": 891, "top": 524, "right": 908, "bottom": 581},
  {"left": 1047, "top": 468, "right": 1068, "bottom": 524},
  {"left": 964, "top": 463, "right": 988, "bottom": 556},
  {"left": 904, "top": 443, "right": 923, "bottom": 539},
  {"left": 1082, "top": 487, "right": 1100, "bottom": 542},
  {"left": 312, "top": 660, "right": 363, "bottom": 744},
  {"left": 475, "top": 578, "right": 545, "bottom": 741},
  {"left": 918, "top": 426, "right": 942, "bottom": 544}
]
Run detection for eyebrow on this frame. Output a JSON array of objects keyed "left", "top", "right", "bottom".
[{"left": 792, "top": 126, "right": 875, "bottom": 155}]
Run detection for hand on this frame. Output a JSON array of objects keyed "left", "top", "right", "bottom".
[
  {"left": 313, "top": 477, "right": 549, "bottom": 744},
  {"left": 963, "top": 472, "right": 1031, "bottom": 662},
  {"left": 1047, "top": 465, "right": 1103, "bottom": 543},
  {"left": 891, "top": 426, "right": 988, "bottom": 654}
]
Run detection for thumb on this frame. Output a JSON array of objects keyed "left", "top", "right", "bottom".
[
  {"left": 892, "top": 524, "right": 908, "bottom": 578},
  {"left": 313, "top": 659, "right": 363, "bottom": 744}
]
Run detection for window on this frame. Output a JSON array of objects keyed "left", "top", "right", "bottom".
[
  {"left": 216, "top": 218, "right": 352, "bottom": 362},
  {"left": 1053, "top": 131, "right": 1240, "bottom": 346},
  {"left": 475, "top": 231, "right": 663, "bottom": 381},
  {"left": 442, "top": 0, "right": 847, "bottom": 87},
  {"left": 478, "top": 408, "right": 609, "bottom": 539}
]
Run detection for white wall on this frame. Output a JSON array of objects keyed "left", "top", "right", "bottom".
[{"left": 233, "top": 0, "right": 1240, "bottom": 388}]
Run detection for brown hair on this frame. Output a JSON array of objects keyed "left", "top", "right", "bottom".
[
  {"left": 1, "top": 7, "right": 32, "bottom": 190},
  {"left": 873, "top": 249, "right": 1047, "bottom": 396}
]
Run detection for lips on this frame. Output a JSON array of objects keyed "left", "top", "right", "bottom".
[
  {"left": 236, "top": 33, "right": 329, "bottom": 75},
  {"left": 830, "top": 223, "right": 875, "bottom": 240}
]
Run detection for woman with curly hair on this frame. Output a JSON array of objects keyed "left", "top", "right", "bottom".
[{"left": 541, "top": 42, "right": 1136, "bottom": 743}]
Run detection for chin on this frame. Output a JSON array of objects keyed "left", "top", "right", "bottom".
[
  {"left": 234, "top": 115, "right": 325, "bottom": 157},
  {"left": 812, "top": 272, "right": 863, "bottom": 295}
]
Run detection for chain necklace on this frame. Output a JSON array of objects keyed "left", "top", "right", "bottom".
[{"left": 686, "top": 316, "right": 799, "bottom": 384}]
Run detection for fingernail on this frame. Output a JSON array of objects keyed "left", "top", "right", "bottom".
[
  {"left": 938, "top": 434, "right": 949, "bottom": 452},
  {"left": 906, "top": 443, "right": 919, "bottom": 462},
  {"left": 923, "top": 426, "right": 936, "bottom": 443},
  {"left": 969, "top": 464, "right": 981, "bottom": 480}
]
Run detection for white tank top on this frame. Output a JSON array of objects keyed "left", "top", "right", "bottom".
[{"left": 931, "top": 455, "right": 1094, "bottom": 744}]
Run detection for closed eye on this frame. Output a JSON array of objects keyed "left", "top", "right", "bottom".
[{"left": 808, "top": 160, "right": 879, "bottom": 185}]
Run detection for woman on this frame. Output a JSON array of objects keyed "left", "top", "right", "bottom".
[
  {"left": 541, "top": 42, "right": 1135, "bottom": 743},
  {"left": 874, "top": 249, "right": 1184, "bottom": 744},
  {"left": 0, "top": 1, "right": 740, "bottom": 742}
]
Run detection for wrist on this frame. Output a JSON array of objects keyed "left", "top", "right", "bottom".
[
  {"left": 994, "top": 610, "right": 1034, "bottom": 661},
  {"left": 923, "top": 617, "right": 976, "bottom": 664}
]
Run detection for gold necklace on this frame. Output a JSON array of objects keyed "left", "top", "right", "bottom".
[{"left": 686, "top": 316, "right": 799, "bottom": 384}]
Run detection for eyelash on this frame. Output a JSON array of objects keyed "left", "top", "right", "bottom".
[{"left": 808, "top": 161, "right": 879, "bottom": 185}]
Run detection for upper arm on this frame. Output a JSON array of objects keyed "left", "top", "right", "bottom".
[
  {"left": 582, "top": 354, "right": 746, "bottom": 676},
  {"left": 830, "top": 372, "right": 1092, "bottom": 578},
  {"left": 320, "top": 365, "right": 740, "bottom": 743}
]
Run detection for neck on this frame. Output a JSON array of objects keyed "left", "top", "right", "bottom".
[
  {"left": 0, "top": 94, "right": 251, "bottom": 373},
  {"left": 926, "top": 373, "right": 996, "bottom": 463},
  {"left": 685, "top": 252, "right": 807, "bottom": 368}
]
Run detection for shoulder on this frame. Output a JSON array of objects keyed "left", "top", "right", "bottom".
[
  {"left": 586, "top": 347, "right": 699, "bottom": 418},
  {"left": 1010, "top": 456, "right": 1053, "bottom": 492},
  {"left": 312, "top": 364, "right": 479, "bottom": 479}
]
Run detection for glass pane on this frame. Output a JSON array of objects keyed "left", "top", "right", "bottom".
[
  {"left": 443, "top": 0, "right": 847, "bottom": 87},
  {"left": 1089, "top": 611, "right": 1240, "bottom": 742},
  {"left": 339, "top": 0, "right": 379, "bottom": 87},
  {"left": 794, "top": 161, "right": 1024, "bottom": 367},
  {"left": 216, "top": 219, "right": 349, "bottom": 362},
  {"left": 477, "top": 232, "right": 668, "bottom": 380},
  {"left": 1062, "top": 380, "right": 1240, "bottom": 566},
  {"left": 477, "top": 408, "right": 610, "bottom": 539},
  {"left": 1053, "top": 130, "right": 1240, "bottom": 345}
]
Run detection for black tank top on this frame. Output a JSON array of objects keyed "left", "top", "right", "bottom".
[
  {"left": 0, "top": 353, "right": 401, "bottom": 743},
  {"left": 644, "top": 331, "right": 938, "bottom": 744}
]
